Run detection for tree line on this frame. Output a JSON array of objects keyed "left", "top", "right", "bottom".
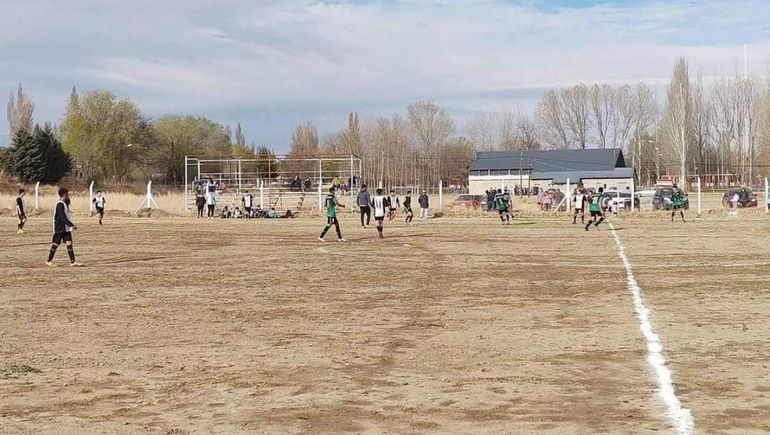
[{"left": 3, "top": 56, "right": 770, "bottom": 189}]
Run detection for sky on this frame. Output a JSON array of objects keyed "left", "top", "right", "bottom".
[{"left": 1, "top": 0, "right": 770, "bottom": 150}]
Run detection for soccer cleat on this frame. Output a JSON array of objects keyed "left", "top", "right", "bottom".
[
  {"left": 70, "top": 262, "right": 84, "bottom": 267},
  {"left": 45, "top": 261, "right": 58, "bottom": 268},
  {"left": 318, "top": 237, "right": 325, "bottom": 242},
  {"left": 338, "top": 238, "right": 346, "bottom": 242}
]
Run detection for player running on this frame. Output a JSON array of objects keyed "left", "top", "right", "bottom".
[
  {"left": 494, "top": 189, "right": 511, "bottom": 225},
  {"left": 572, "top": 188, "right": 587, "bottom": 224},
  {"left": 372, "top": 188, "right": 387, "bottom": 238},
  {"left": 584, "top": 187, "right": 606, "bottom": 231},
  {"left": 671, "top": 184, "right": 686, "bottom": 222},
  {"left": 46, "top": 188, "right": 83, "bottom": 267},
  {"left": 319, "top": 187, "right": 346, "bottom": 242},
  {"left": 16, "top": 188, "right": 27, "bottom": 234},
  {"left": 92, "top": 190, "right": 106, "bottom": 225},
  {"left": 242, "top": 191, "right": 254, "bottom": 219},
  {"left": 387, "top": 190, "right": 400, "bottom": 221},
  {"left": 403, "top": 191, "right": 414, "bottom": 225}
]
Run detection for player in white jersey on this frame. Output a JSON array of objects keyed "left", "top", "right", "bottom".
[
  {"left": 92, "top": 191, "right": 106, "bottom": 225},
  {"left": 241, "top": 191, "right": 254, "bottom": 219},
  {"left": 572, "top": 188, "right": 587, "bottom": 224},
  {"left": 387, "top": 190, "right": 400, "bottom": 221},
  {"left": 16, "top": 188, "right": 27, "bottom": 234},
  {"left": 371, "top": 188, "right": 387, "bottom": 239},
  {"left": 47, "top": 187, "right": 83, "bottom": 267}
]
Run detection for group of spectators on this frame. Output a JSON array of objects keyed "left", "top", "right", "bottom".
[{"left": 220, "top": 205, "right": 284, "bottom": 219}]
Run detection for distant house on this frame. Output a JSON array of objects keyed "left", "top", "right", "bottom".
[{"left": 468, "top": 149, "right": 634, "bottom": 194}]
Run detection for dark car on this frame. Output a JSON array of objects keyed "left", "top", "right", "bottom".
[
  {"left": 722, "top": 187, "right": 758, "bottom": 208},
  {"left": 653, "top": 187, "right": 689, "bottom": 211},
  {"left": 452, "top": 194, "right": 485, "bottom": 210}
]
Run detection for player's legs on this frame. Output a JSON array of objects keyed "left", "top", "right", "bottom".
[
  {"left": 333, "top": 217, "right": 344, "bottom": 240},
  {"left": 319, "top": 217, "right": 333, "bottom": 240},
  {"left": 376, "top": 217, "right": 384, "bottom": 238},
  {"left": 360, "top": 207, "right": 367, "bottom": 228},
  {"left": 18, "top": 214, "right": 26, "bottom": 232}
]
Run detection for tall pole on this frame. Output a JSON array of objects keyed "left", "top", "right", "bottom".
[
  {"left": 697, "top": 176, "right": 702, "bottom": 216},
  {"left": 765, "top": 177, "right": 769, "bottom": 213},
  {"left": 438, "top": 180, "right": 443, "bottom": 210},
  {"left": 519, "top": 151, "right": 523, "bottom": 194},
  {"left": 88, "top": 180, "right": 95, "bottom": 214},
  {"left": 566, "top": 178, "right": 571, "bottom": 212},
  {"left": 184, "top": 156, "right": 189, "bottom": 212},
  {"left": 35, "top": 181, "right": 40, "bottom": 210}
]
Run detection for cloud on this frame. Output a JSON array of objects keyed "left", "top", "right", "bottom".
[{"left": 1, "top": 0, "right": 770, "bottom": 147}]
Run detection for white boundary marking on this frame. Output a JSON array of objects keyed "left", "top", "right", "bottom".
[{"left": 608, "top": 223, "right": 695, "bottom": 435}]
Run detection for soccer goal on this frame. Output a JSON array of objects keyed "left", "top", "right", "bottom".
[{"left": 183, "top": 154, "right": 363, "bottom": 214}]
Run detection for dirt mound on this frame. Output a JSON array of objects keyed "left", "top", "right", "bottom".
[
  {"left": 0, "top": 207, "right": 15, "bottom": 217},
  {"left": 105, "top": 209, "right": 134, "bottom": 218}
]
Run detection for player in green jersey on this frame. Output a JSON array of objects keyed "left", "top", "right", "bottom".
[
  {"left": 584, "top": 187, "right": 606, "bottom": 231},
  {"left": 319, "top": 187, "right": 346, "bottom": 242},
  {"left": 671, "top": 184, "right": 686, "bottom": 222}
]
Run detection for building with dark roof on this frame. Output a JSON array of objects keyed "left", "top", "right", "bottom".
[{"left": 468, "top": 149, "right": 634, "bottom": 194}]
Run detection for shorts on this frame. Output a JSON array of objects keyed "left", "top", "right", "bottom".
[
  {"left": 672, "top": 204, "right": 683, "bottom": 210},
  {"left": 590, "top": 210, "right": 602, "bottom": 217},
  {"left": 18, "top": 213, "right": 26, "bottom": 221},
  {"left": 404, "top": 208, "right": 413, "bottom": 214},
  {"left": 498, "top": 208, "right": 508, "bottom": 214},
  {"left": 52, "top": 232, "right": 73, "bottom": 244},
  {"left": 326, "top": 216, "right": 338, "bottom": 225},
  {"left": 244, "top": 206, "right": 252, "bottom": 213},
  {"left": 96, "top": 206, "right": 104, "bottom": 214},
  {"left": 375, "top": 216, "right": 385, "bottom": 222}
]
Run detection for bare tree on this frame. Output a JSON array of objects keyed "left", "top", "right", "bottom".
[
  {"left": 589, "top": 84, "right": 614, "bottom": 149},
  {"left": 660, "top": 57, "right": 693, "bottom": 185},
  {"left": 467, "top": 111, "right": 496, "bottom": 151},
  {"left": 536, "top": 90, "right": 569, "bottom": 149},
  {"left": 7, "top": 84, "right": 34, "bottom": 136},
  {"left": 561, "top": 84, "right": 592, "bottom": 149},
  {"left": 407, "top": 100, "right": 455, "bottom": 187}
]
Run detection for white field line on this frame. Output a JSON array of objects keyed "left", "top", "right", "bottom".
[{"left": 608, "top": 223, "right": 695, "bottom": 435}]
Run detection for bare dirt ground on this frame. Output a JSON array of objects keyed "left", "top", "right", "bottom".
[{"left": 0, "top": 211, "right": 769, "bottom": 434}]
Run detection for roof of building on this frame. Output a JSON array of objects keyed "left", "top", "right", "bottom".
[
  {"left": 530, "top": 168, "right": 635, "bottom": 184},
  {"left": 470, "top": 149, "right": 627, "bottom": 173}
]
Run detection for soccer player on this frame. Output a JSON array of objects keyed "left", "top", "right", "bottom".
[
  {"left": 403, "top": 191, "right": 414, "bottom": 225},
  {"left": 572, "top": 188, "right": 587, "bottom": 224},
  {"left": 319, "top": 187, "right": 346, "bottom": 242},
  {"left": 585, "top": 187, "right": 606, "bottom": 231},
  {"left": 372, "top": 188, "right": 387, "bottom": 238},
  {"left": 356, "top": 184, "right": 371, "bottom": 228},
  {"left": 494, "top": 189, "right": 511, "bottom": 225},
  {"left": 242, "top": 191, "right": 254, "bottom": 219},
  {"left": 46, "top": 188, "right": 83, "bottom": 267},
  {"left": 671, "top": 184, "right": 686, "bottom": 222},
  {"left": 16, "top": 188, "right": 27, "bottom": 234},
  {"left": 387, "top": 190, "right": 400, "bottom": 221},
  {"left": 92, "top": 190, "right": 106, "bottom": 225}
]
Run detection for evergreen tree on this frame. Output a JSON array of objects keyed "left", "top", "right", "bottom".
[
  {"left": 4, "top": 125, "right": 71, "bottom": 183},
  {"left": 8, "top": 127, "right": 41, "bottom": 183},
  {"left": 36, "top": 124, "right": 72, "bottom": 182}
]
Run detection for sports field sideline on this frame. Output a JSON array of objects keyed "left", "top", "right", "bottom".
[{"left": 1, "top": 214, "right": 769, "bottom": 434}]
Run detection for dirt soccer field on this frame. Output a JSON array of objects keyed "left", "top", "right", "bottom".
[{"left": 1, "top": 213, "right": 769, "bottom": 434}]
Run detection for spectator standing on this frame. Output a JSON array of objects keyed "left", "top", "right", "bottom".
[
  {"left": 486, "top": 189, "right": 495, "bottom": 212},
  {"left": 357, "top": 184, "right": 372, "bottom": 228},
  {"left": 418, "top": 192, "right": 429, "bottom": 219},
  {"left": 195, "top": 191, "right": 206, "bottom": 218},
  {"left": 206, "top": 189, "right": 217, "bottom": 219}
]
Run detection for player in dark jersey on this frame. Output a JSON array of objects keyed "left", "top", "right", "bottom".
[
  {"left": 403, "top": 191, "right": 414, "bottom": 225},
  {"left": 584, "top": 187, "right": 606, "bottom": 231},
  {"left": 494, "top": 189, "right": 511, "bottom": 225},
  {"left": 319, "top": 187, "right": 346, "bottom": 242},
  {"left": 671, "top": 184, "right": 686, "bottom": 222},
  {"left": 46, "top": 187, "right": 83, "bottom": 267},
  {"left": 16, "top": 188, "right": 27, "bottom": 234}
]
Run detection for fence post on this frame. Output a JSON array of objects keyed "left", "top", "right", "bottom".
[
  {"left": 697, "top": 177, "right": 702, "bottom": 216},
  {"left": 438, "top": 180, "right": 443, "bottom": 210},
  {"left": 88, "top": 180, "right": 95, "bottom": 214},
  {"left": 765, "top": 177, "right": 769, "bottom": 213},
  {"left": 35, "top": 181, "right": 40, "bottom": 210},
  {"left": 259, "top": 180, "right": 264, "bottom": 209},
  {"left": 184, "top": 156, "right": 188, "bottom": 212},
  {"left": 566, "top": 178, "right": 571, "bottom": 212}
]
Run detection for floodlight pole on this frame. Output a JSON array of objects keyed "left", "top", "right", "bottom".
[
  {"left": 438, "top": 180, "right": 443, "bottom": 210},
  {"left": 318, "top": 158, "right": 323, "bottom": 211},
  {"left": 566, "top": 178, "right": 571, "bottom": 212},
  {"left": 136, "top": 180, "right": 159, "bottom": 213},
  {"left": 697, "top": 176, "right": 702, "bottom": 216}
]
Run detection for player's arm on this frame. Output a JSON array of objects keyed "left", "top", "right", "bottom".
[
  {"left": 56, "top": 202, "right": 77, "bottom": 230},
  {"left": 16, "top": 197, "right": 24, "bottom": 214}
]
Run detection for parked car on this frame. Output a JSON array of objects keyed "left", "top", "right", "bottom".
[
  {"left": 722, "top": 187, "right": 758, "bottom": 208},
  {"left": 602, "top": 189, "right": 639, "bottom": 210},
  {"left": 652, "top": 187, "right": 689, "bottom": 211},
  {"left": 452, "top": 194, "right": 485, "bottom": 209}
]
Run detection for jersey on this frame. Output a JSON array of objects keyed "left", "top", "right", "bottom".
[
  {"left": 574, "top": 194, "right": 585, "bottom": 210},
  {"left": 16, "top": 195, "right": 26, "bottom": 215},
  {"left": 403, "top": 195, "right": 412, "bottom": 211},
  {"left": 243, "top": 194, "right": 253, "bottom": 208},
  {"left": 672, "top": 190, "right": 684, "bottom": 207},
  {"left": 325, "top": 194, "right": 338, "bottom": 218},
  {"left": 494, "top": 193, "right": 506, "bottom": 211},
  {"left": 588, "top": 193, "right": 604, "bottom": 212},
  {"left": 53, "top": 200, "right": 74, "bottom": 233},
  {"left": 93, "top": 195, "right": 106, "bottom": 208},
  {"left": 372, "top": 195, "right": 386, "bottom": 218},
  {"left": 388, "top": 195, "right": 399, "bottom": 210}
]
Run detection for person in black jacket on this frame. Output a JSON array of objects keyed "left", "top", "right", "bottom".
[
  {"left": 46, "top": 188, "right": 83, "bottom": 267},
  {"left": 16, "top": 188, "right": 27, "bottom": 234},
  {"left": 357, "top": 184, "right": 371, "bottom": 228}
]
